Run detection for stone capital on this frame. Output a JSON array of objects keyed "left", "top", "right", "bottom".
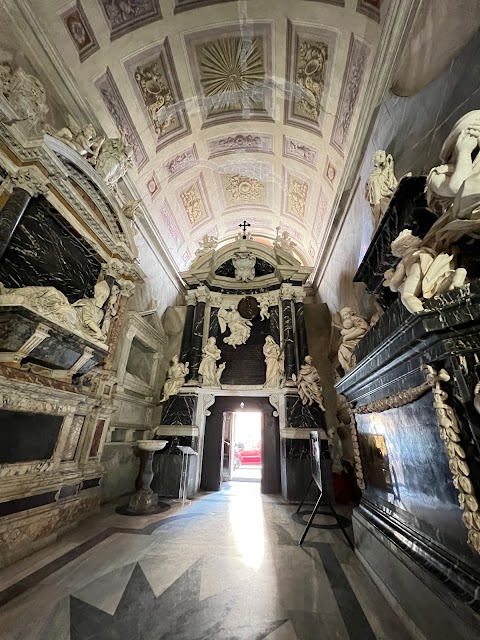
[
  {"left": 11, "top": 167, "right": 49, "bottom": 198},
  {"left": 185, "top": 290, "right": 197, "bottom": 306},
  {"left": 280, "top": 284, "right": 295, "bottom": 301},
  {"left": 195, "top": 286, "right": 208, "bottom": 304},
  {"left": 292, "top": 288, "right": 306, "bottom": 303}
]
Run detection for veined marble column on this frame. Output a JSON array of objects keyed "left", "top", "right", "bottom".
[
  {"left": 281, "top": 285, "right": 296, "bottom": 382},
  {"left": 268, "top": 291, "right": 280, "bottom": 345},
  {"left": 293, "top": 289, "right": 308, "bottom": 365},
  {"left": 208, "top": 292, "right": 223, "bottom": 340},
  {"left": 180, "top": 291, "right": 196, "bottom": 364},
  {"left": 0, "top": 188, "right": 31, "bottom": 260},
  {"left": 187, "top": 287, "right": 207, "bottom": 382}
]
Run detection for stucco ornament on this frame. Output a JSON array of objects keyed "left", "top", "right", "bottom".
[
  {"left": 232, "top": 251, "right": 256, "bottom": 282},
  {"left": 195, "top": 234, "right": 218, "bottom": 257},
  {"left": 218, "top": 305, "right": 252, "bottom": 348},
  {"left": 50, "top": 115, "right": 105, "bottom": 161},
  {"left": 263, "top": 336, "right": 283, "bottom": 388},
  {"left": 0, "top": 63, "right": 48, "bottom": 133},
  {"left": 337, "top": 307, "right": 369, "bottom": 373},
  {"left": 92, "top": 137, "right": 133, "bottom": 191},
  {"left": 383, "top": 229, "right": 467, "bottom": 313},
  {"left": 160, "top": 356, "right": 189, "bottom": 402},
  {"left": 199, "top": 337, "right": 225, "bottom": 386},
  {"left": 426, "top": 111, "right": 480, "bottom": 249},
  {"left": 292, "top": 355, "right": 326, "bottom": 411},
  {"left": 273, "top": 226, "right": 297, "bottom": 254},
  {"left": 0, "top": 280, "right": 111, "bottom": 345},
  {"left": 365, "top": 150, "right": 399, "bottom": 229}
]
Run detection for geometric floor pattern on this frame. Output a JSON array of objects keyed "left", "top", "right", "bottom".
[{"left": 0, "top": 482, "right": 413, "bottom": 640}]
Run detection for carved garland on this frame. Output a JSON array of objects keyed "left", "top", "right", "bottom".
[
  {"left": 423, "top": 365, "right": 480, "bottom": 555},
  {"left": 348, "top": 407, "right": 365, "bottom": 490},
  {"left": 353, "top": 381, "right": 431, "bottom": 414}
]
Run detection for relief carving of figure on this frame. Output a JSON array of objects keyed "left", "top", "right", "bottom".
[
  {"left": 337, "top": 307, "right": 369, "bottom": 373},
  {"left": 292, "top": 355, "right": 326, "bottom": 411},
  {"left": 0, "top": 280, "right": 111, "bottom": 344},
  {"left": 383, "top": 230, "right": 467, "bottom": 313},
  {"left": 263, "top": 336, "right": 283, "bottom": 388},
  {"left": 218, "top": 305, "right": 252, "bottom": 348},
  {"left": 160, "top": 356, "right": 189, "bottom": 402},
  {"left": 232, "top": 251, "right": 256, "bottom": 282},
  {"left": 365, "top": 150, "right": 398, "bottom": 230},
  {"left": 0, "top": 64, "right": 49, "bottom": 133},
  {"left": 92, "top": 137, "right": 133, "bottom": 190},
  {"left": 426, "top": 111, "right": 480, "bottom": 249},
  {"left": 199, "top": 337, "right": 225, "bottom": 386},
  {"left": 50, "top": 115, "right": 105, "bottom": 162}
]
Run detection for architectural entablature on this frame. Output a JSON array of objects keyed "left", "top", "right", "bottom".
[{"left": 180, "top": 238, "right": 312, "bottom": 290}]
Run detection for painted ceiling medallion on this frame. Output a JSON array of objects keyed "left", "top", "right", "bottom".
[
  {"left": 295, "top": 40, "right": 328, "bottom": 120},
  {"left": 198, "top": 36, "right": 265, "bottom": 114},
  {"left": 134, "top": 61, "right": 176, "bottom": 139},
  {"left": 226, "top": 174, "right": 265, "bottom": 205}
]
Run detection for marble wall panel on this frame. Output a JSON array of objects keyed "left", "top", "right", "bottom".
[
  {"left": 97, "top": 0, "right": 161, "bottom": 40},
  {"left": 89, "top": 419, "right": 105, "bottom": 457},
  {"left": 0, "top": 410, "right": 63, "bottom": 463},
  {"left": 62, "top": 416, "right": 85, "bottom": 461},
  {"left": 161, "top": 394, "right": 197, "bottom": 425},
  {"left": 95, "top": 67, "right": 148, "bottom": 169},
  {"left": 0, "top": 197, "right": 101, "bottom": 303}
]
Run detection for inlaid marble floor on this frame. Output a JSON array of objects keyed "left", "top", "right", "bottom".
[{"left": 0, "top": 482, "right": 413, "bottom": 640}]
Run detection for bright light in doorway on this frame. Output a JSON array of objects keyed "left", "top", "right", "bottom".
[{"left": 229, "top": 493, "right": 265, "bottom": 570}]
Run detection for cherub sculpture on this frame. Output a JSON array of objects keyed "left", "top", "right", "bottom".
[
  {"left": 273, "top": 226, "right": 297, "bottom": 254},
  {"left": 383, "top": 229, "right": 467, "bottom": 313},
  {"left": 257, "top": 295, "right": 270, "bottom": 321},
  {"left": 51, "top": 115, "right": 105, "bottom": 162}
]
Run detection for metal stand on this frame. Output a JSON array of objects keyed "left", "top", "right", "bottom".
[
  {"left": 173, "top": 446, "right": 198, "bottom": 506},
  {"left": 297, "top": 477, "right": 354, "bottom": 550}
]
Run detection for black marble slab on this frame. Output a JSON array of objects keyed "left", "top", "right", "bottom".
[
  {"left": 285, "top": 394, "right": 326, "bottom": 430},
  {"left": 0, "top": 188, "right": 30, "bottom": 260},
  {"left": 0, "top": 491, "right": 58, "bottom": 517},
  {"left": 221, "top": 314, "right": 269, "bottom": 385},
  {"left": 187, "top": 302, "right": 205, "bottom": 381},
  {"left": 282, "top": 300, "right": 295, "bottom": 380},
  {"left": 215, "top": 257, "right": 274, "bottom": 278},
  {"left": 161, "top": 394, "right": 197, "bottom": 426},
  {"left": 354, "top": 176, "right": 437, "bottom": 308},
  {"left": 294, "top": 301, "right": 308, "bottom": 365},
  {"left": 0, "top": 409, "right": 63, "bottom": 463},
  {"left": 0, "top": 196, "right": 101, "bottom": 303},
  {"left": 179, "top": 302, "right": 195, "bottom": 364},
  {"left": 208, "top": 306, "right": 220, "bottom": 339},
  {"left": 269, "top": 305, "right": 280, "bottom": 345},
  {"left": 0, "top": 308, "right": 106, "bottom": 373}
]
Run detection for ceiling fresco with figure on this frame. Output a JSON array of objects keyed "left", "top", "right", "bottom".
[{"left": 4, "top": 0, "right": 387, "bottom": 272}]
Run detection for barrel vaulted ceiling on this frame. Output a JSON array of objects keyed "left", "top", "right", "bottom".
[{"left": 5, "top": 0, "right": 388, "bottom": 272}]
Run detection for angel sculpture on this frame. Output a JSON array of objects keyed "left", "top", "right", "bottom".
[
  {"left": 365, "top": 150, "right": 399, "bottom": 230},
  {"left": 218, "top": 305, "right": 252, "bottom": 348},
  {"left": 51, "top": 115, "right": 105, "bottom": 162}
]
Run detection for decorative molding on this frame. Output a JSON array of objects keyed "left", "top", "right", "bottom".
[
  {"left": 284, "top": 20, "right": 338, "bottom": 135},
  {"left": 356, "top": 0, "right": 382, "bottom": 23},
  {"left": 283, "top": 136, "right": 318, "bottom": 169},
  {"left": 60, "top": 1, "right": 99, "bottom": 62},
  {"left": 283, "top": 168, "right": 310, "bottom": 221},
  {"left": 268, "top": 394, "right": 280, "bottom": 417},
  {"left": 225, "top": 174, "right": 265, "bottom": 207},
  {"left": 11, "top": 167, "right": 49, "bottom": 197},
  {"left": 95, "top": 67, "right": 148, "bottom": 169},
  {"left": 96, "top": 0, "right": 162, "bottom": 41},
  {"left": 207, "top": 133, "right": 273, "bottom": 158},
  {"left": 354, "top": 382, "right": 431, "bottom": 414},
  {"left": 424, "top": 365, "right": 480, "bottom": 554},
  {"left": 178, "top": 173, "right": 213, "bottom": 228},
  {"left": 324, "top": 156, "right": 337, "bottom": 188},
  {"left": 174, "top": 0, "right": 235, "bottom": 12},
  {"left": 203, "top": 393, "right": 215, "bottom": 416},
  {"left": 185, "top": 23, "right": 273, "bottom": 127},
  {"left": 124, "top": 38, "right": 190, "bottom": 152},
  {"left": 330, "top": 34, "right": 371, "bottom": 155},
  {"left": 154, "top": 199, "right": 184, "bottom": 249},
  {"left": 164, "top": 145, "right": 198, "bottom": 180},
  {"left": 346, "top": 400, "right": 365, "bottom": 489},
  {"left": 146, "top": 171, "right": 161, "bottom": 200}
]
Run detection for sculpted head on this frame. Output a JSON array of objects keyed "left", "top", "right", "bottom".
[
  {"left": 440, "top": 110, "right": 480, "bottom": 162},
  {"left": 391, "top": 229, "right": 422, "bottom": 257},
  {"left": 94, "top": 280, "right": 111, "bottom": 307},
  {"left": 373, "top": 150, "right": 386, "bottom": 167},
  {"left": 304, "top": 355, "right": 313, "bottom": 365},
  {"left": 340, "top": 307, "right": 355, "bottom": 321},
  {"left": 172, "top": 355, "right": 179, "bottom": 364}
]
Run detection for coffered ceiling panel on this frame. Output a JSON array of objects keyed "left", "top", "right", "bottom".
[{"left": 10, "top": 0, "right": 389, "bottom": 274}]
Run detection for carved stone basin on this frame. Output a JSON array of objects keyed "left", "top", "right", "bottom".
[{"left": 137, "top": 439, "right": 168, "bottom": 452}]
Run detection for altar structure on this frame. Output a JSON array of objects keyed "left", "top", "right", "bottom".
[{"left": 155, "top": 235, "right": 328, "bottom": 501}]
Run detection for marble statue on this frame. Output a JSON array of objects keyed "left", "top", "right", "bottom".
[
  {"left": 232, "top": 251, "right": 256, "bottom": 282},
  {"left": 92, "top": 137, "right": 133, "bottom": 190},
  {"left": 257, "top": 295, "right": 270, "bottom": 321},
  {"left": 50, "top": 115, "right": 105, "bottom": 162},
  {"left": 160, "top": 356, "right": 189, "bottom": 402},
  {"left": 121, "top": 199, "right": 142, "bottom": 220},
  {"left": 218, "top": 305, "right": 252, "bottom": 348},
  {"left": 263, "top": 336, "right": 283, "bottom": 388},
  {"left": 195, "top": 234, "right": 218, "bottom": 257},
  {"left": 101, "top": 284, "right": 120, "bottom": 336},
  {"left": 292, "top": 355, "right": 326, "bottom": 411},
  {"left": 273, "top": 226, "right": 296, "bottom": 254},
  {"left": 383, "top": 229, "right": 467, "bottom": 313},
  {"left": 0, "top": 280, "right": 111, "bottom": 344},
  {"left": 426, "top": 111, "right": 480, "bottom": 249},
  {"left": 199, "top": 337, "right": 225, "bottom": 386},
  {"left": 337, "top": 307, "right": 370, "bottom": 373},
  {"left": 0, "top": 63, "right": 48, "bottom": 133},
  {"left": 365, "top": 150, "right": 399, "bottom": 230}
]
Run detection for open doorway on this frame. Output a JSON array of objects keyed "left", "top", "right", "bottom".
[{"left": 231, "top": 411, "right": 262, "bottom": 482}]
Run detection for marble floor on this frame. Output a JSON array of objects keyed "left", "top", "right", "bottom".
[{"left": 0, "top": 482, "right": 414, "bottom": 640}]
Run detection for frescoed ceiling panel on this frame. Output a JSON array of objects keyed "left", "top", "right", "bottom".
[{"left": 22, "top": 0, "right": 388, "bottom": 271}]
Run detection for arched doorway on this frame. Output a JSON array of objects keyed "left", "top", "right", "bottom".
[{"left": 200, "top": 396, "right": 280, "bottom": 494}]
